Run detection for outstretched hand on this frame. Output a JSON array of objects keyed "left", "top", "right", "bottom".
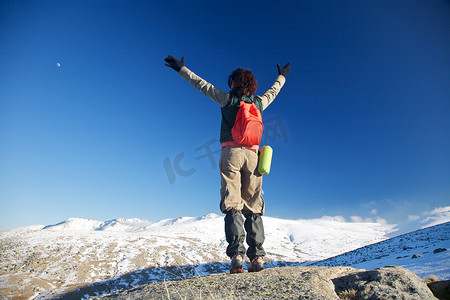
[
  {"left": 277, "top": 62, "right": 291, "bottom": 77},
  {"left": 164, "top": 55, "right": 185, "bottom": 72}
]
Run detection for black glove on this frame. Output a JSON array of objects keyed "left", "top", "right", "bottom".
[
  {"left": 277, "top": 62, "right": 291, "bottom": 77},
  {"left": 164, "top": 55, "right": 185, "bottom": 72}
]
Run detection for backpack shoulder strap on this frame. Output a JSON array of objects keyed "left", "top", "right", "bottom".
[{"left": 240, "top": 95, "right": 254, "bottom": 104}]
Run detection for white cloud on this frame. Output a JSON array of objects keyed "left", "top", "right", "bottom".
[
  {"left": 350, "top": 216, "right": 363, "bottom": 223},
  {"left": 425, "top": 206, "right": 450, "bottom": 216},
  {"left": 370, "top": 209, "right": 378, "bottom": 215},
  {"left": 408, "top": 215, "right": 420, "bottom": 221},
  {"left": 421, "top": 206, "right": 450, "bottom": 228},
  {"left": 350, "top": 216, "right": 374, "bottom": 223},
  {"left": 320, "top": 216, "right": 346, "bottom": 222},
  {"left": 376, "top": 217, "right": 388, "bottom": 225}
]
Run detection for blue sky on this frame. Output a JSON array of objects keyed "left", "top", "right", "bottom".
[{"left": 1, "top": 0, "right": 449, "bottom": 230}]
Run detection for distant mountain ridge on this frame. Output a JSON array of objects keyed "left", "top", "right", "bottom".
[
  {"left": 40, "top": 213, "right": 222, "bottom": 232},
  {"left": 1, "top": 212, "right": 449, "bottom": 299}
]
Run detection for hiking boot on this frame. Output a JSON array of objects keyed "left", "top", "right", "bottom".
[
  {"left": 230, "top": 254, "right": 244, "bottom": 274},
  {"left": 248, "top": 256, "right": 264, "bottom": 272}
]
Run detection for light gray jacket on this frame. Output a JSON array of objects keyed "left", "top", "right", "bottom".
[{"left": 178, "top": 66, "right": 286, "bottom": 110}]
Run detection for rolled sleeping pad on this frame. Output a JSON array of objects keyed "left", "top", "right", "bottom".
[{"left": 258, "top": 146, "right": 273, "bottom": 175}]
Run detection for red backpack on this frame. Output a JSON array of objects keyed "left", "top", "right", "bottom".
[{"left": 232, "top": 101, "right": 263, "bottom": 146}]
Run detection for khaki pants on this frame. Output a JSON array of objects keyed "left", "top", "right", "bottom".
[{"left": 219, "top": 146, "right": 264, "bottom": 215}]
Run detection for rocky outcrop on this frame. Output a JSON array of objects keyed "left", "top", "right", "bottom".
[
  {"left": 66, "top": 265, "right": 437, "bottom": 299},
  {"left": 427, "top": 279, "right": 450, "bottom": 300},
  {"left": 333, "top": 265, "right": 436, "bottom": 300}
]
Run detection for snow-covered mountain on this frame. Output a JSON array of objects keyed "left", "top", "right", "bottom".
[
  {"left": 311, "top": 221, "right": 450, "bottom": 280},
  {"left": 0, "top": 210, "right": 449, "bottom": 299}
]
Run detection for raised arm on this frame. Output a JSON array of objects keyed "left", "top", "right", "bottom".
[
  {"left": 164, "top": 55, "right": 229, "bottom": 107},
  {"left": 259, "top": 63, "right": 291, "bottom": 110}
]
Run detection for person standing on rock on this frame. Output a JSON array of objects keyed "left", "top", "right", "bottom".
[{"left": 164, "top": 55, "right": 290, "bottom": 273}]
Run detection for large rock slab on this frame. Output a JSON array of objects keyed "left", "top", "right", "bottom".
[
  {"left": 58, "top": 265, "right": 436, "bottom": 299},
  {"left": 333, "top": 265, "right": 437, "bottom": 300}
]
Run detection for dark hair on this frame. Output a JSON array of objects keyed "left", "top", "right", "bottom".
[{"left": 228, "top": 68, "right": 258, "bottom": 98}]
